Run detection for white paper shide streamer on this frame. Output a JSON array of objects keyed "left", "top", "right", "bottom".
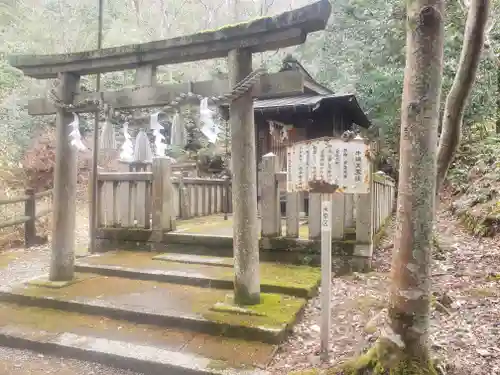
[
  {"left": 199, "top": 98, "right": 218, "bottom": 144},
  {"left": 170, "top": 111, "right": 187, "bottom": 148},
  {"left": 100, "top": 118, "right": 117, "bottom": 151},
  {"left": 68, "top": 112, "right": 87, "bottom": 152},
  {"left": 134, "top": 128, "right": 153, "bottom": 162},
  {"left": 119, "top": 122, "right": 134, "bottom": 162},
  {"left": 150, "top": 112, "right": 167, "bottom": 157}
]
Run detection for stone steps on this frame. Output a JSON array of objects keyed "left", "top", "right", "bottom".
[
  {"left": 0, "top": 250, "right": 320, "bottom": 373},
  {"left": 75, "top": 251, "right": 320, "bottom": 298},
  {"left": 0, "top": 304, "right": 273, "bottom": 375}
]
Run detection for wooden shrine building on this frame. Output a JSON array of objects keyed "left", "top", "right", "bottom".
[{"left": 221, "top": 55, "right": 371, "bottom": 172}]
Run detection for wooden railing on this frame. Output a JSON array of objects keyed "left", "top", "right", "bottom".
[
  {"left": 96, "top": 158, "right": 232, "bottom": 230},
  {"left": 372, "top": 172, "right": 396, "bottom": 233},
  {"left": 97, "top": 172, "right": 153, "bottom": 228},
  {"left": 259, "top": 153, "right": 396, "bottom": 249},
  {"left": 172, "top": 177, "right": 232, "bottom": 219},
  {"left": 0, "top": 188, "right": 53, "bottom": 247}
]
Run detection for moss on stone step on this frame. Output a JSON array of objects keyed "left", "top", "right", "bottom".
[{"left": 0, "top": 302, "right": 275, "bottom": 367}]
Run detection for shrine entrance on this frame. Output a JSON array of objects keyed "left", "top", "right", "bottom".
[{"left": 0, "top": 1, "right": 369, "bottom": 373}]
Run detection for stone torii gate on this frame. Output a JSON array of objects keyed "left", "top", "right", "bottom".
[{"left": 8, "top": 0, "right": 332, "bottom": 305}]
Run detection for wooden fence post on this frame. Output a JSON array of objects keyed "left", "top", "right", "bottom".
[
  {"left": 223, "top": 176, "right": 231, "bottom": 220},
  {"left": 344, "top": 194, "right": 354, "bottom": 228},
  {"left": 308, "top": 193, "right": 321, "bottom": 240},
  {"left": 286, "top": 192, "right": 300, "bottom": 237},
  {"left": 24, "top": 188, "right": 36, "bottom": 247},
  {"left": 178, "top": 175, "right": 191, "bottom": 219},
  {"left": 331, "top": 193, "right": 345, "bottom": 240},
  {"left": 261, "top": 153, "right": 281, "bottom": 237},
  {"left": 152, "top": 157, "right": 174, "bottom": 241}
]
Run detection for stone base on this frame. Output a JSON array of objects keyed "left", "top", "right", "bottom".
[{"left": 27, "top": 275, "right": 90, "bottom": 289}]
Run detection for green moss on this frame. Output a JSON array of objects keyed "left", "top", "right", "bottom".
[
  {"left": 14, "top": 273, "right": 306, "bottom": 334},
  {"left": 234, "top": 282, "right": 261, "bottom": 306},
  {"left": 487, "top": 273, "right": 500, "bottom": 281},
  {"left": 27, "top": 275, "right": 88, "bottom": 289},
  {"left": 198, "top": 15, "right": 272, "bottom": 34},
  {"left": 228, "top": 263, "right": 320, "bottom": 292},
  {"left": 83, "top": 250, "right": 320, "bottom": 296},
  {"left": 325, "top": 341, "right": 438, "bottom": 375},
  {"left": 201, "top": 293, "right": 305, "bottom": 330},
  {"left": 0, "top": 302, "right": 276, "bottom": 368}
]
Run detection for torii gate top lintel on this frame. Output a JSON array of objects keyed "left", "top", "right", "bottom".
[{"left": 8, "top": 0, "right": 332, "bottom": 79}]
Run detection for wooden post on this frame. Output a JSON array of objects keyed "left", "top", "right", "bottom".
[
  {"left": 344, "top": 194, "right": 354, "bottom": 228},
  {"left": 223, "top": 176, "right": 231, "bottom": 220},
  {"left": 356, "top": 193, "right": 372, "bottom": 245},
  {"left": 286, "top": 192, "right": 300, "bottom": 237},
  {"left": 24, "top": 188, "right": 36, "bottom": 247},
  {"left": 228, "top": 48, "right": 260, "bottom": 305},
  {"left": 152, "top": 157, "right": 174, "bottom": 241},
  {"left": 355, "top": 166, "right": 374, "bottom": 257},
  {"left": 261, "top": 153, "right": 280, "bottom": 238},
  {"left": 308, "top": 193, "right": 321, "bottom": 240},
  {"left": 331, "top": 193, "right": 345, "bottom": 240},
  {"left": 50, "top": 72, "right": 80, "bottom": 281},
  {"left": 178, "top": 175, "right": 190, "bottom": 219},
  {"left": 320, "top": 193, "right": 332, "bottom": 360}
]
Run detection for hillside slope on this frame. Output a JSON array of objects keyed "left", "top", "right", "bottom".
[{"left": 448, "top": 131, "right": 500, "bottom": 236}]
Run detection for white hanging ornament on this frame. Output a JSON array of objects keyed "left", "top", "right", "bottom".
[
  {"left": 268, "top": 120, "right": 275, "bottom": 135},
  {"left": 100, "top": 103, "right": 117, "bottom": 150},
  {"left": 100, "top": 120, "right": 117, "bottom": 150},
  {"left": 199, "top": 97, "right": 218, "bottom": 144},
  {"left": 119, "top": 122, "right": 134, "bottom": 162},
  {"left": 280, "top": 124, "right": 293, "bottom": 142},
  {"left": 68, "top": 112, "right": 88, "bottom": 152},
  {"left": 150, "top": 111, "right": 168, "bottom": 157},
  {"left": 134, "top": 128, "right": 153, "bottom": 162}
]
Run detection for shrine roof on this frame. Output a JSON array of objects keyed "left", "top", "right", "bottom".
[
  {"left": 222, "top": 94, "right": 371, "bottom": 128},
  {"left": 256, "top": 94, "right": 370, "bottom": 128}
]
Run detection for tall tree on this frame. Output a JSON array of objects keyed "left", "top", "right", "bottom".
[
  {"left": 388, "top": 0, "right": 445, "bottom": 369},
  {"left": 335, "top": 1, "right": 446, "bottom": 373},
  {"left": 436, "top": 0, "right": 491, "bottom": 192}
]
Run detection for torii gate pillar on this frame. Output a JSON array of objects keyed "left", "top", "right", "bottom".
[
  {"left": 49, "top": 72, "right": 80, "bottom": 281},
  {"left": 228, "top": 49, "right": 260, "bottom": 305}
]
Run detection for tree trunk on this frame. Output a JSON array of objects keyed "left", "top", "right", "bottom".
[
  {"left": 435, "top": 0, "right": 490, "bottom": 192},
  {"left": 496, "top": 60, "right": 500, "bottom": 134},
  {"left": 389, "top": 0, "right": 445, "bottom": 365}
]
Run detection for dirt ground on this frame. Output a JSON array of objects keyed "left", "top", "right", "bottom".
[{"left": 269, "top": 208, "right": 500, "bottom": 375}]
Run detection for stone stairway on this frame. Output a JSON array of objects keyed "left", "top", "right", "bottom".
[{"left": 0, "top": 240, "right": 321, "bottom": 374}]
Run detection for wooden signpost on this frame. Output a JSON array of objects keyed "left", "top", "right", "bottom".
[{"left": 286, "top": 135, "right": 370, "bottom": 359}]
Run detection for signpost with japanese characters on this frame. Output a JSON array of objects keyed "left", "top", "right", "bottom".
[
  {"left": 286, "top": 135, "right": 371, "bottom": 360},
  {"left": 286, "top": 136, "right": 370, "bottom": 194}
]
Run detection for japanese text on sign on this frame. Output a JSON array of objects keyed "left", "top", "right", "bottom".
[{"left": 286, "top": 136, "right": 370, "bottom": 194}]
